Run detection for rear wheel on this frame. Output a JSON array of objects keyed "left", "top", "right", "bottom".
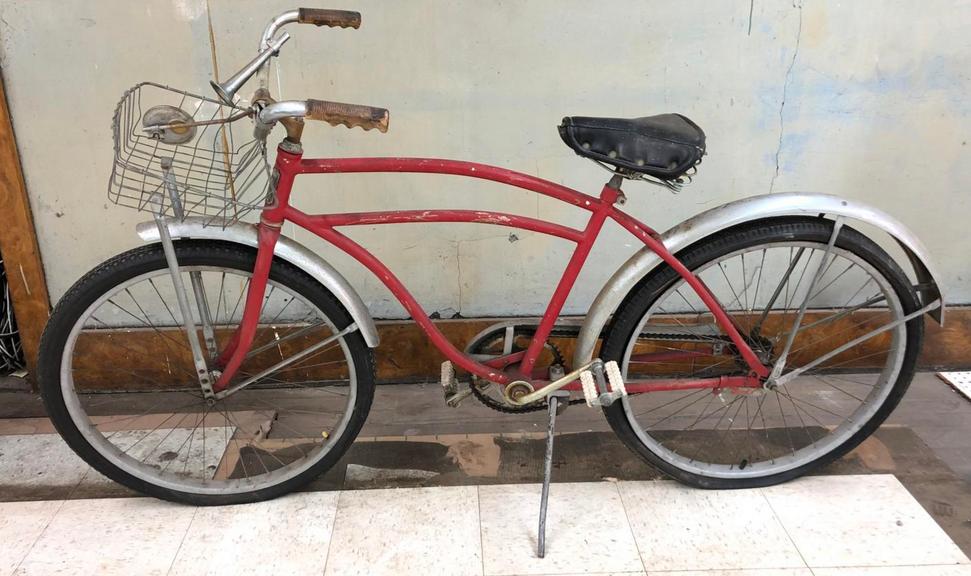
[
  {"left": 38, "top": 240, "right": 375, "bottom": 505},
  {"left": 601, "top": 217, "right": 923, "bottom": 488}
]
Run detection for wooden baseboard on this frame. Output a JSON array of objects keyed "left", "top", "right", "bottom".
[
  {"left": 373, "top": 306, "right": 971, "bottom": 381},
  {"left": 0, "top": 72, "right": 51, "bottom": 377},
  {"left": 66, "top": 306, "right": 971, "bottom": 390},
  {"left": 913, "top": 306, "right": 971, "bottom": 370}
]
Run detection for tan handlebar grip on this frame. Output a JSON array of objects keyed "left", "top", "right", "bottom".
[
  {"left": 297, "top": 8, "right": 361, "bottom": 29},
  {"left": 306, "top": 99, "right": 389, "bottom": 132}
]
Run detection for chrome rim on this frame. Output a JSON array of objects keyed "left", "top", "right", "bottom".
[
  {"left": 620, "top": 241, "right": 906, "bottom": 479},
  {"left": 60, "top": 265, "right": 358, "bottom": 495}
]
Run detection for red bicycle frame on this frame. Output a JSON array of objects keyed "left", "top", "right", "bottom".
[{"left": 213, "top": 145, "right": 769, "bottom": 394}]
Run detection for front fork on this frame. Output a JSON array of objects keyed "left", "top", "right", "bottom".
[
  {"left": 152, "top": 150, "right": 287, "bottom": 398},
  {"left": 209, "top": 147, "right": 300, "bottom": 394},
  {"left": 154, "top": 212, "right": 283, "bottom": 399},
  {"left": 211, "top": 221, "right": 282, "bottom": 393},
  {"left": 153, "top": 157, "right": 223, "bottom": 398}
]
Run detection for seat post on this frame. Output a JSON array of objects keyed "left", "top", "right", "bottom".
[
  {"left": 601, "top": 173, "right": 627, "bottom": 206},
  {"left": 607, "top": 173, "right": 624, "bottom": 190}
]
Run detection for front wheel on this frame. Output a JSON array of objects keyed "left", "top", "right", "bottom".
[
  {"left": 38, "top": 240, "right": 375, "bottom": 505},
  {"left": 601, "top": 217, "right": 923, "bottom": 488}
]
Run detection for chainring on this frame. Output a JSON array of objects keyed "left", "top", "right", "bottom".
[{"left": 466, "top": 328, "right": 585, "bottom": 413}]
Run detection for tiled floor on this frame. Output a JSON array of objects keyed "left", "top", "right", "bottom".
[
  {"left": 1, "top": 475, "right": 969, "bottom": 576},
  {"left": 4, "top": 373, "right": 971, "bottom": 574}
]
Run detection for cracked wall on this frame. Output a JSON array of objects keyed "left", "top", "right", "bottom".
[{"left": 1, "top": 0, "right": 969, "bottom": 318}]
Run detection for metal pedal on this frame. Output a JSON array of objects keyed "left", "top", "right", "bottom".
[
  {"left": 580, "top": 360, "right": 627, "bottom": 407},
  {"left": 605, "top": 360, "right": 627, "bottom": 397},
  {"left": 441, "top": 361, "right": 476, "bottom": 407},
  {"left": 580, "top": 370, "right": 598, "bottom": 407},
  {"left": 441, "top": 361, "right": 457, "bottom": 397}
]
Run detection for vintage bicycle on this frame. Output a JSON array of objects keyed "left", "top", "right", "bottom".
[{"left": 38, "top": 8, "right": 943, "bottom": 512}]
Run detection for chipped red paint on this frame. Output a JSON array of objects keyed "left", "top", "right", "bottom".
[
  {"left": 300, "top": 157, "right": 601, "bottom": 210},
  {"left": 214, "top": 148, "right": 769, "bottom": 391},
  {"left": 528, "top": 374, "right": 760, "bottom": 394},
  {"left": 613, "top": 375, "right": 760, "bottom": 394},
  {"left": 307, "top": 210, "right": 584, "bottom": 243}
]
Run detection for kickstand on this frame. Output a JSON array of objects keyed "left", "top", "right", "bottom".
[{"left": 538, "top": 390, "right": 570, "bottom": 558}]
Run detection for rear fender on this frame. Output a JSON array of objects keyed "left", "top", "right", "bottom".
[{"left": 573, "top": 192, "right": 945, "bottom": 366}]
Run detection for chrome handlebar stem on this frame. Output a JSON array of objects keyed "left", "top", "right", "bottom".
[
  {"left": 256, "top": 10, "right": 303, "bottom": 92},
  {"left": 211, "top": 32, "right": 291, "bottom": 105},
  {"left": 260, "top": 10, "right": 300, "bottom": 51},
  {"left": 258, "top": 100, "right": 308, "bottom": 124},
  {"left": 253, "top": 100, "right": 308, "bottom": 141},
  {"left": 211, "top": 9, "right": 304, "bottom": 105}
]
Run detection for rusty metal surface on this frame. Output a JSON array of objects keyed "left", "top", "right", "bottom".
[
  {"left": 280, "top": 116, "right": 305, "bottom": 143},
  {"left": 305, "top": 99, "right": 389, "bottom": 133},
  {"left": 297, "top": 8, "right": 361, "bottom": 29}
]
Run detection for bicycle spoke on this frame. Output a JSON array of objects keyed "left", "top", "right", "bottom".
[
  {"left": 62, "top": 262, "right": 360, "bottom": 496},
  {"left": 619, "top": 231, "right": 910, "bottom": 478}
]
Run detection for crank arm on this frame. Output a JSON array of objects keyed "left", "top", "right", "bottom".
[
  {"left": 507, "top": 359, "right": 603, "bottom": 406},
  {"left": 445, "top": 386, "right": 476, "bottom": 407}
]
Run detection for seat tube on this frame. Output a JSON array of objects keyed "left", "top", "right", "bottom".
[{"left": 519, "top": 181, "right": 619, "bottom": 377}]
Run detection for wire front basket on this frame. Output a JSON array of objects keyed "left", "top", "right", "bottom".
[{"left": 108, "top": 82, "right": 270, "bottom": 227}]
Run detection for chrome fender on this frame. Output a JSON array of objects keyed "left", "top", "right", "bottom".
[
  {"left": 136, "top": 218, "right": 380, "bottom": 348},
  {"left": 573, "top": 192, "right": 945, "bottom": 367}
]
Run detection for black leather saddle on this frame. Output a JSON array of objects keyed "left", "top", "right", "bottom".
[{"left": 558, "top": 114, "right": 705, "bottom": 181}]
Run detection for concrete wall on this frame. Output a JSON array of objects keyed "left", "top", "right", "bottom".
[{"left": 1, "top": 0, "right": 968, "bottom": 319}]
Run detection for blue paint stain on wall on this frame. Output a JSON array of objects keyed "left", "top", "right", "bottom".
[
  {"left": 762, "top": 150, "right": 778, "bottom": 168},
  {"left": 758, "top": 52, "right": 969, "bottom": 172},
  {"left": 772, "top": 53, "right": 968, "bottom": 120},
  {"left": 780, "top": 132, "right": 810, "bottom": 172}
]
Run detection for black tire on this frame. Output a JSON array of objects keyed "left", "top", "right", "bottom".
[
  {"left": 38, "top": 240, "right": 375, "bottom": 505},
  {"left": 600, "top": 217, "right": 923, "bottom": 489}
]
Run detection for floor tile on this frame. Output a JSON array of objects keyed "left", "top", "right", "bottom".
[
  {"left": 0, "top": 500, "right": 61, "bottom": 576},
  {"left": 478, "top": 482, "right": 642, "bottom": 575},
  {"left": 647, "top": 570, "right": 811, "bottom": 575},
  {"left": 0, "top": 434, "right": 89, "bottom": 498},
  {"left": 525, "top": 573, "right": 645, "bottom": 576},
  {"left": 14, "top": 497, "right": 196, "bottom": 576},
  {"left": 75, "top": 426, "right": 234, "bottom": 491},
  {"left": 812, "top": 567, "right": 971, "bottom": 575},
  {"left": 938, "top": 371, "right": 971, "bottom": 401},
  {"left": 169, "top": 491, "right": 339, "bottom": 576},
  {"left": 619, "top": 481, "right": 803, "bottom": 571},
  {"left": 762, "top": 475, "right": 969, "bottom": 568},
  {"left": 0, "top": 418, "right": 55, "bottom": 435},
  {"left": 323, "top": 486, "right": 481, "bottom": 576}
]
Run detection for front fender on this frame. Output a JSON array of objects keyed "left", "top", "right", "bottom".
[
  {"left": 136, "top": 218, "right": 380, "bottom": 348},
  {"left": 573, "top": 192, "right": 945, "bottom": 367}
]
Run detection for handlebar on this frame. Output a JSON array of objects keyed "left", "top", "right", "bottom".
[
  {"left": 211, "top": 8, "right": 391, "bottom": 138},
  {"left": 297, "top": 8, "right": 361, "bottom": 29},
  {"left": 258, "top": 99, "right": 389, "bottom": 133},
  {"left": 260, "top": 7, "right": 359, "bottom": 51},
  {"left": 306, "top": 99, "right": 389, "bottom": 132}
]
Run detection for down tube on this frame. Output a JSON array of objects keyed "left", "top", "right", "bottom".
[{"left": 286, "top": 210, "right": 513, "bottom": 385}]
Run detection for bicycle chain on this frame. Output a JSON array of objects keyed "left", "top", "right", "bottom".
[
  {"left": 465, "top": 325, "right": 764, "bottom": 413},
  {"left": 467, "top": 339, "right": 586, "bottom": 413}
]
